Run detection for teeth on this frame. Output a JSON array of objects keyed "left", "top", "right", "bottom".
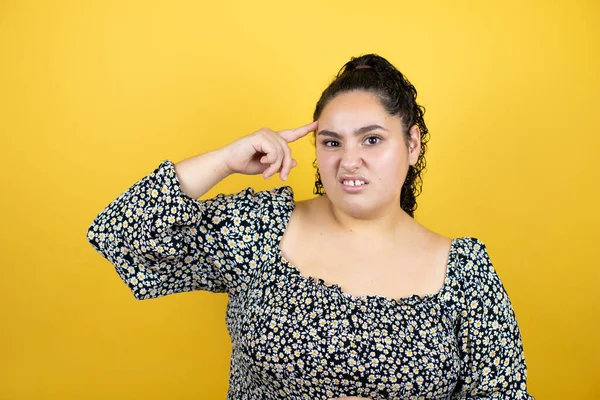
[{"left": 343, "top": 180, "right": 366, "bottom": 186}]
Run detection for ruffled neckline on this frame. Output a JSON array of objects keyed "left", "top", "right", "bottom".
[
  {"left": 278, "top": 238, "right": 460, "bottom": 308},
  {"left": 271, "top": 186, "right": 462, "bottom": 307}
]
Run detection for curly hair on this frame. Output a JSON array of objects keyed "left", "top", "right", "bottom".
[{"left": 311, "top": 54, "right": 430, "bottom": 218}]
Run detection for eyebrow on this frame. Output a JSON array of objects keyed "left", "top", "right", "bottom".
[{"left": 317, "top": 124, "right": 388, "bottom": 139}]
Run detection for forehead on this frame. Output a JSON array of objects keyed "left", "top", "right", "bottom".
[{"left": 319, "top": 90, "right": 401, "bottom": 132}]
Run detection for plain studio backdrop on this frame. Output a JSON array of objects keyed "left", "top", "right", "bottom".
[{"left": 1, "top": 0, "right": 598, "bottom": 399}]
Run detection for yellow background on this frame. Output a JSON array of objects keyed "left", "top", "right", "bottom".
[{"left": 1, "top": 0, "right": 598, "bottom": 398}]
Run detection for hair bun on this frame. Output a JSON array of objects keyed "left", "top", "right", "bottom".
[
  {"left": 343, "top": 54, "right": 397, "bottom": 74},
  {"left": 313, "top": 52, "right": 429, "bottom": 218}
]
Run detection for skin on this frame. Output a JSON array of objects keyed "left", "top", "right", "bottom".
[
  {"left": 310, "top": 91, "right": 450, "bottom": 400},
  {"left": 277, "top": 90, "right": 452, "bottom": 301},
  {"left": 178, "top": 90, "right": 452, "bottom": 399},
  {"left": 315, "top": 90, "right": 421, "bottom": 228}
]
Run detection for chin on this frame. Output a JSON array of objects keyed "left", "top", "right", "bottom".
[
  {"left": 324, "top": 184, "right": 401, "bottom": 219},
  {"left": 328, "top": 193, "right": 380, "bottom": 219}
]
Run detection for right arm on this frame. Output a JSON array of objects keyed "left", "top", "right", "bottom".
[
  {"left": 174, "top": 121, "right": 317, "bottom": 199},
  {"left": 173, "top": 148, "right": 232, "bottom": 200},
  {"left": 86, "top": 122, "right": 317, "bottom": 300}
]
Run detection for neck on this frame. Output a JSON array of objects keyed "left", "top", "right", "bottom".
[{"left": 325, "top": 196, "right": 411, "bottom": 236}]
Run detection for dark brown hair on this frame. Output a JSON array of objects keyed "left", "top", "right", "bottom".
[{"left": 312, "top": 54, "right": 430, "bottom": 218}]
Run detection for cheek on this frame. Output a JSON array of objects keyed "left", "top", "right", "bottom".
[
  {"left": 315, "top": 148, "right": 337, "bottom": 169},
  {"left": 368, "top": 147, "right": 402, "bottom": 167},
  {"left": 315, "top": 151, "right": 340, "bottom": 187},
  {"left": 366, "top": 149, "right": 406, "bottom": 181}
]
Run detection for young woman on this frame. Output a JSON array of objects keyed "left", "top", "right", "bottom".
[{"left": 87, "top": 54, "right": 534, "bottom": 399}]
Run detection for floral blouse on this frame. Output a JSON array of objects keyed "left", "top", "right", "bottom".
[{"left": 87, "top": 160, "right": 534, "bottom": 400}]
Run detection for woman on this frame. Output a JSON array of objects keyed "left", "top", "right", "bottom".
[{"left": 87, "top": 54, "right": 534, "bottom": 399}]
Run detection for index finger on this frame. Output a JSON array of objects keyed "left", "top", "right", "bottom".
[{"left": 279, "top": 121, "right": 318, "bottom": 143}]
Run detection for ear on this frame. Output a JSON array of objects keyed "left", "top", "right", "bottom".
[{"left": 407, "top": 125, "right": 421, "bottom": 165}]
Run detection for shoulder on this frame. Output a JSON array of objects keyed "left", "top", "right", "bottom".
[
  {"left": 200, "top": 185, "right": 294, "bottom": 210},
  {"left": 217, "top": 186, "right": 296, "bottom": 231},
  {"left": 451, "top": 236, "right": 506, "bottom": 292},
  {"left": 450, "top": 238, "right": 519, "bottom": 326},
  {"left": 257, "top": 185, "right": 295, "bottom": 204},
  {"left": 253, "top": 186, "right": 295, "bottom": 214},
  {"left": 286, "top": 195, "right": 336, "bottom": 230},
  {"left": 189, "top": 186, "right": 296, "bottom": 238},
  {"left": 452, "top": 237, "right": 493, "bottom": 271}
]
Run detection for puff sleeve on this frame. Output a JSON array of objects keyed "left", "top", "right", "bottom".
[
  {"left": 86, "top": 160, "right": 291, "bottom": 300},
  {"left": 451, "top": 239, "right": 534, "bottom": 399}
]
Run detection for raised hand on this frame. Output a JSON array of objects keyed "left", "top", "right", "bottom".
[{"left": 222, "top": 121, "right": 318, "bottom": 181}]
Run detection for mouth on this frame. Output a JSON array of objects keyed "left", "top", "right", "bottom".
[
  {"left": 338, "top": 176, "right": 370, "bottom": 192},
  {"left": 341, "top": 179, "right": 368, "bottom": 187}
]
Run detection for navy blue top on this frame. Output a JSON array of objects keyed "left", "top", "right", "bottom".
[{"left": 87, "top": 160, "right": 534, "bottom": 399}]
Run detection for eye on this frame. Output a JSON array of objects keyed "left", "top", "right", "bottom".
[
  {"left": 322, "top": 140, "right": 340, "bottom": 147},
  {"left": 364, "top": 136, "right": 382, "bottom": 145}
]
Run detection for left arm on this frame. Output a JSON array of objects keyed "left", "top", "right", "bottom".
[{"left": 451, "top": 240, "right": 534, "bottom": 399}]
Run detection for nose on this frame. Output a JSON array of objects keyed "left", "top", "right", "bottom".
[{"left": 340, "top": 145, "right": 362, "bottom": 172}]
